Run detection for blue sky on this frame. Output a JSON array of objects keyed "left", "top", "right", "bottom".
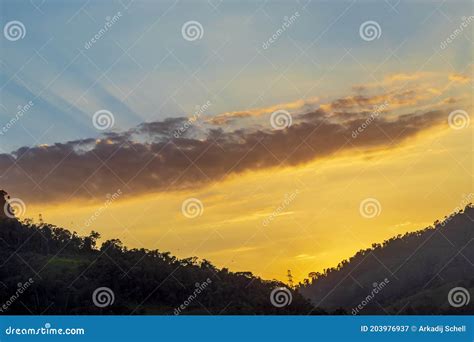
[
  {"left": 0, "top": 1, "right": 472, "bottom": 283},
  {"left": 0, "top": 0, "right": 471, "bottom": 152}
]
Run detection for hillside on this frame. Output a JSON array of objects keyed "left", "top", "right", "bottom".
[
  {"left": 298, "top": 205, "right": 474, "bottom": 314},
  {"left": 0, "top": 217, "right": 315, "bottom": 315},
  {"left": 1, "top": 201, "right": 472, "bottom": 315}
]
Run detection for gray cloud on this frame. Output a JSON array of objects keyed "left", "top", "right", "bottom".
[{"left": 0, "top": 107, "right": 448, "bottom": 203}]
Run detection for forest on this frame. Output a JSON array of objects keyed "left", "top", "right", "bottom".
[
  {"left": 0, "top": 194, "right": 472, "bottom": 315},
  {"left": 298, "top": 205, "right": 474, "bottom": 314},
  {"left": 0, "top": 214, "right": 314, "bottom": 314}
]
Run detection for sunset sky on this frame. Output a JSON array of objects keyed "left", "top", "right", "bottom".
[{"left": 0, "top": 0, "right": 472, "bottom": 282}]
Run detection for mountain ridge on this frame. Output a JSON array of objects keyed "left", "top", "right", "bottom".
[
  {"left": 298, "top": 204, "right": 474, "bottom": 314},
  {"left": 0, "top": 188, "right": 472, "bottom": 315}
]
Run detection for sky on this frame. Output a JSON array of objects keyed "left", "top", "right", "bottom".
[{"left": 0, "top": 0, "right": 473, "bottom": 283}]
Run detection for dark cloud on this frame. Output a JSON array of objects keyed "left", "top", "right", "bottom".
[{"left": 0, "top": 107, "right": 447, "bottom": 203}]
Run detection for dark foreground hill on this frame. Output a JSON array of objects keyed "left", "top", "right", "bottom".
[
  {"left": 0, "top": 218, "right": 315, "bottom": 315},
  {"left": 1, "top": 204, "right": 472, "bottom": 315},
  {"left": 298, "top": 205, "right": 474, "bottom": 315}
]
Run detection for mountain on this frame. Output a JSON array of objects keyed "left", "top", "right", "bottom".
[
  {"left": 0, "top": 186, "right": 472, "bottom": 315},
  {"left": 298, "top": 205, "right": 474, "bottom": 315},
  {"left": 0, "top": 216, "right": 315, "bottom": 315}
]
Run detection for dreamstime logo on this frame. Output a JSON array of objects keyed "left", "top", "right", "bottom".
[
  {"left": 181, "top": 21, "right": 204, "bottom": 41},
  {"left": 448, "top": 110, "right": 470, "bottom": 130},
  {"left": 0, "top": 100, "right": 34, "bottom": 136},
  {"left": 440, "top": 16, "right": 474, "bottom": 49},
  {"left": 173, "top": 100, "right": 212, "bottom": 138},
  {"left": 262, "top": 11, "right": 300, "bottom": 50},
  {"left": 352, "top": 100, "right": 389, "bottom": 139},
  {"left": 92, "top": 287, "right": 115, "bottom": 308},
  {"left": 359, "top": 198, "right": 381, "bottom": 218},
  {"left": 174, "top": 278, "right": 212, "bottom": 315},
  {"left": 84, "top": 189, "right": 122, "bottom": 227},
  {"left": 0, "top": 278, "right": 34, "bottom": 313},
  {"left": 4, "top": 197, "right": 26, "bottom": 218},
  {"left": 270, "top": 287, "right": 292, "bottom": 308},
  {"left": 352, "top": 278, "right": 390, "bottom": 315},
  {"left": 3, "top": 21, "right": 26, "bottom": 41},
  {"left": 270, "top": 110, "right": 292, "bottom": 130},
  {"left": 92, "top": 109, "right": 115, "bottom": 130},
  {"left": 262, "top": 189, "right": 300, "bottom": 227},
  {"left": 4, "top": 322, "right": 85, "bottom": 336},
  {"left": 84, "top": 12, "right": 123, "bottom": 50},
  {"left": 359, "top": 21, "right": 381, "bottom": 41},
  {"left": 181, "top": 198, "right": 204, "bottom": 218},
  {"left": 440, "top": 193, "right": 473, "bottom": 227},
  {"left": 448, "top": 287, "right": 470, "bottom": 308}
]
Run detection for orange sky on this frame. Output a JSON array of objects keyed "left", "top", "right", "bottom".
[
  {"left": 24, "top": 98, "right": 472, "bottom": 283},
  {"left": 1, "top": 1, "right": 472, "bottom": 286}
]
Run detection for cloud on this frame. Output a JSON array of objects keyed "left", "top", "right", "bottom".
[
  {"left": 0, "top": 95, "right": 450, "bottom": 204},
  {"left": 207, "top": 98, "right": 319, "bottom": 125},
  {"left": 383, "top": 72, "right": 428, "bottom": 84},
  {"left": 449, "top": 73, "right": 470, "bottom": 84}
]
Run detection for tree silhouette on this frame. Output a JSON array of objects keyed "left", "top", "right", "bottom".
[
  {"left": 298, "top": 204, "right": 474, "bottom": 315},
  {"left": 0, "top": 214, "right": 315, "bottom": 315},
  {"left": 0, "top": 190, "right": 13, "bottom": 219}
]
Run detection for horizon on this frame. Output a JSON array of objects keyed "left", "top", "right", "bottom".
[{"left": 1, "top": 195, "right": 472, "bottom": 286}]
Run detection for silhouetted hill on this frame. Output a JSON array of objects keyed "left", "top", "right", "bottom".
[
  {"left": 0, "top": 218, "right": 315, "bottom": 315},
  {"left": 298, "top": 205, "right": 474, "bottom": 314},
  {"left": 1, "top": 200, "right": 472, "bottom": 315}
]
